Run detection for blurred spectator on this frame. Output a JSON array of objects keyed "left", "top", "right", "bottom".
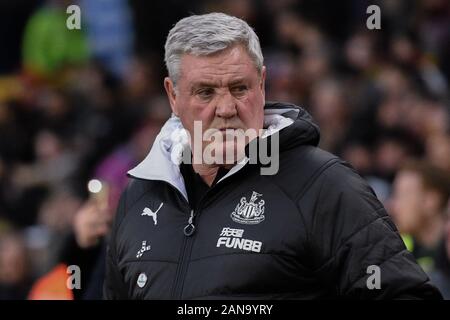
[
  {"left": 373, "top": 129, "right": 422, "bottom": 182},
  {"left": 12, "top": 129, "right": 79, "bottom": 191},
  {"left": 310, "top": 77, "right": 350, "bottom": 153},
  {"left": 28, "top": 195, "right": 112, "bottom": 300},
  {"left": 426, "top": 134, "right": 450, "bottom": 173},
  {"left": 22, "top": 0, "right": 89, "bottom": 79},
  {"left": 80, "top": 0, "right": 134, "bottom": 79},
  {"left": 0, "top": 231, "right": 33, "bottom": 299},
  {"left": 390, "top": 160, "right": 450, "bottom": 273}
]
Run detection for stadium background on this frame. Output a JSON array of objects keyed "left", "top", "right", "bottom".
[{"left": 0, "top": 0, "right": 449, "bottom": 299}]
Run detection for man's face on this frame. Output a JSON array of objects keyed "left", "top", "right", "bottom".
[
  {"left": 390, "top": 171, "right": 426, "bottom": 235},
  {"left": 164, "top": 45, "right": 266, "bottom": 165}
]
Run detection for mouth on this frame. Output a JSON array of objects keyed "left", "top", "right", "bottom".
[{"left": 218, "top": 127, "right": 238, "bottom": 132}]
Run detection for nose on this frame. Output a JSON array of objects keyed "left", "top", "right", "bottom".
[{"left": 215, "top": 91, "right": 237, "bottom": 119}]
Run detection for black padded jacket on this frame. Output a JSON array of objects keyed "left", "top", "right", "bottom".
[{"left": 104, "top": 102, "right": 442, "bottom": 300}]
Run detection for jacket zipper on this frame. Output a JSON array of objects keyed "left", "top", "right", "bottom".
[
  {"left": 172, "top": 210, "right": 197, "bottom": 299},
  {"left": 165, "top": 172, "right": 243, "bottom": 299},
  {"left": 171, "top": 189, "right": 217, "bottom": 299},
  {"left": 183, "top": 210, "right": 196, "bottom": 236}
]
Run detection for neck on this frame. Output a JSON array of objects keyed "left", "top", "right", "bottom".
[
  {"left": 189, "top": 147, "right": 237, "bottom": 186},
  {"left": 415, "top": 215, "right": 445, "bottom": 249},
  {"left": 191, "top": 163, "right": 221, "bottom": 187}
]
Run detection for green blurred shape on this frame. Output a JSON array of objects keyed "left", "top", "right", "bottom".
[
  {"left": 22, "top": 6, "right": 89, "bottom": 75},
  {"left": 401, "top": 234, "right": 414, "bottom": 252}
]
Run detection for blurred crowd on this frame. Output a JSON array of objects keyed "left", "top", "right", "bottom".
[{"left": 0, "top": 0, "right": 449, "bottom": 299}]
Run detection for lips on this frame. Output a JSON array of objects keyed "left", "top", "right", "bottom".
[{"left": 217, "top": 127, "right": 239, "bottom": 131}]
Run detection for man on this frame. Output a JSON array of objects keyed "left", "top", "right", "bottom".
[
  {"left": 390, "top": 160, "right": 450, "bottom": 273},
  {"left": 104, "top": 13, "right": 441, "bottom": 299}
]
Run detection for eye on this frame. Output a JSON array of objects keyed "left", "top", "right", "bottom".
[
  {"left": 231, "top": 85, "right": 248, "bottom": 97},
  {"left": 196, "top": 88, "right": 215, "bottom": 100}
]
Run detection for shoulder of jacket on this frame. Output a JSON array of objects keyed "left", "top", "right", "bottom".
[
  {"left": 268, "top": 146, "right": 340, "bottom": 200},
  {"left": 123, "top": 178, "right": 150, "bottom": 206},
  {"left": 116, "top": 178, "right": 157, "bottom": 219},
  {"left": 113, "top": 178, "right": 159, "bottom": 236},
  {"left": 282, "top": 145, "right": 339, "bottom": 167}
]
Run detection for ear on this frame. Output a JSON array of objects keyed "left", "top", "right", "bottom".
[
  {"left": 260, "top": 66, "right": 266, "bottom": 100},
  {"left": 164, "top": 77, "right": 178, "bottom": 116}
]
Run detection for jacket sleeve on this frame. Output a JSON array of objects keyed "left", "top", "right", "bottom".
[
  {"left": 297, "top": 160, "right": 442, "bottom": 299},
  {"left": 103, "top": 190, "right": 129, "bottom": 300}
]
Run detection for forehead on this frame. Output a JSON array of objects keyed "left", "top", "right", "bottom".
[{"left": 178, "top": 45, "right": 259, "bottom": 85}]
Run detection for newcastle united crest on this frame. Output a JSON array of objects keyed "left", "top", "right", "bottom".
[{"left": 231, "top": 191, "right": 265, "bottom": 225}]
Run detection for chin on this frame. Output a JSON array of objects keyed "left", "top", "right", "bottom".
[{"left": 215, "top": 142, "right": 243, "bottom": 165}]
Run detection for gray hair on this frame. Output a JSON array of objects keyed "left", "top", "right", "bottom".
[{"left": 164, "top": 12, "right": 264, "bottom": 85}]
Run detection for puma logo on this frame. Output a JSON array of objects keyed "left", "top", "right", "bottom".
[{"left": 141, "top": 203, "right": 163, "bottom": 225}]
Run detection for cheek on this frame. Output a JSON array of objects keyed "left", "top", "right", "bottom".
[
  {"left": 393, "top": 197, "right": 416, "bottom": 221},
  {"left": 179, "top": 100, "right": 216, "bottom": 130},
  {"left": 238, "top": 92, "right": 264, "bottom": 128},
  {"left": 404, "top": 202, "right": 424, "bottom": 227},
  {"left": 196, "top": 104, "right": 216, "bottom": 128}
]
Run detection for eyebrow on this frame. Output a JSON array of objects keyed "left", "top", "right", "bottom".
[
  {"left": 228, "top": 78, "right": 246, "bottom": 86},
  {"left": 191, "top": 82, "right": 218, "bottom": 89},
  {"left": 190, "top": 78, "right": 248, "bottom": 94},
  {"left": 190, "top": 82, "right": 218, "bottom": 94},
  {"left": 192, "top": 78, "right": 246, "bottom": 88}
]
